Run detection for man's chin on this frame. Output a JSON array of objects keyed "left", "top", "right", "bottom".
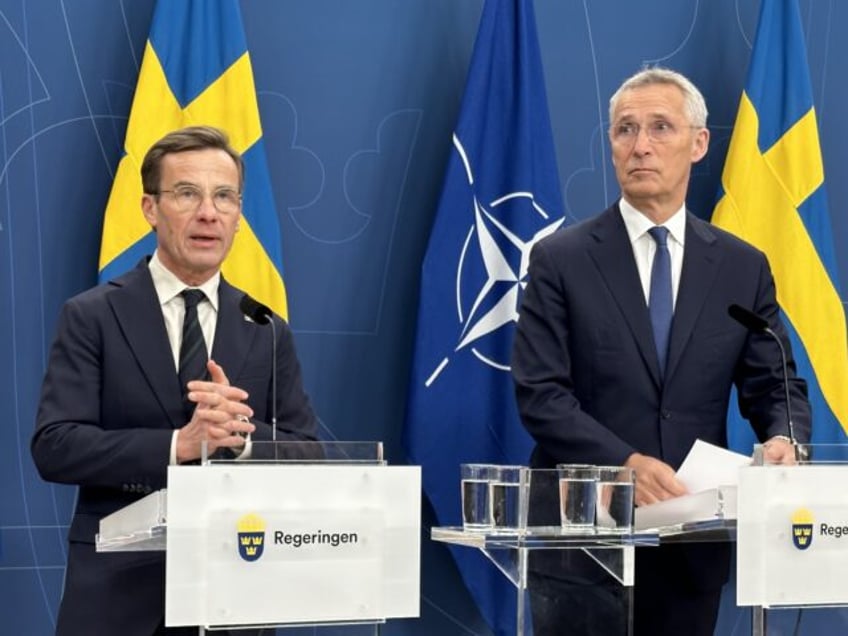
[
  {"left": 622, "top": 184, "right": 659, "bottom": 200},
  {"left": 185, "top": 254, "right": 226, "bottom": 276},
  {"left": 626, "top": 170, "right": 659, "bottom": 182}
]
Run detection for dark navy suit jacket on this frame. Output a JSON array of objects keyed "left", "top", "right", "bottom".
[
  {"left": 512, "top": 204, "right": 811, "bottom": 591},
  {"left": 32, "top": 260, "right": 318, "bottom": 635}
]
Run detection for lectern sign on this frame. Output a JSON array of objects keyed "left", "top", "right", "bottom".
[
  {"left": 738, "top": 465, "right": 848, "bottom": 606},
  {"left": 165, "top": 464, "right": 420, "bottom": 628}
]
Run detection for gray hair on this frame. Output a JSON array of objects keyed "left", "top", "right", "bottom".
[{"left": 609, "top": 67, "right": 708, "bottom": 128}]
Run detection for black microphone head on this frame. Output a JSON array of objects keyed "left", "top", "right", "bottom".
[
  {"left": 728, "top": 304, "right": 769, "bottom": 333},
  {"left": 239, "top": 294, "right": 272, "bottom": 325}
]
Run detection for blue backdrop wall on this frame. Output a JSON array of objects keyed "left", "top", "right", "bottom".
[{"left": 2, "top": 1, "right": 847, "bottom": 634}]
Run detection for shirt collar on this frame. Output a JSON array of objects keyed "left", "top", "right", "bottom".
[
  {"left": 619, "top": 198, "right": 687, "bottom": 246},
  {"left": 148, "top": 251, "right": 220, "bottom": 310}
]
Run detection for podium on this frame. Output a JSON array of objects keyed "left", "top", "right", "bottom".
[
  {"left": 433, "top": 525, "right": 662, "bottom": 635},
  {"left": 432, "top": 467, "right": 742, "bottom": 635},
  {"left": 737, "top": 443, "right": 848, "bottom": 636},
  {"left": 96, "top": 441, "right": 421, "bottom": 633},
  {"left": 432, "top": 467, "right": 655, "bottom": 635}
]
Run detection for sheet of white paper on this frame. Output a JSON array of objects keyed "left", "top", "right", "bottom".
[
  {"left": 634, "top": 486, "right": 736, "bottom": 530},
  {"left": 676, "top": 439, "right": 751, "bottom": 493}
]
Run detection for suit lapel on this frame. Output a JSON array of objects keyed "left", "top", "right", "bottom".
[
  {"left": 587, "top": 205, "right": 663, "bottom": 387},
  {"left": 210, "top": 280, "right": 257, "bottom": 383},
  {"left": 665, "top": 214, "right": 723, "bottom": 381},
  {"left": 108, "top": 263, "right": 184, "bottom": 428}
]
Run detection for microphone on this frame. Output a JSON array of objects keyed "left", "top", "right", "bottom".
[
  {"left": 240, "top": 294, "right": 278, "bottom": 442},
  {"left": 727, "top": 304, "right": 802, "bottom": 460},
  {"left": 727, "top": 303, "right": 768, "bottom": 333},
  {"left": 239, "top": 294, "right": 272, "bottom": 325}
]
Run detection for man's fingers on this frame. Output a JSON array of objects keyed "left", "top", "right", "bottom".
[
  {"left": 192, "top": 401, "right": 253, "bottom": 422},
  {"left": 763, "top": 443, "right": 796, "bottom": 465},
  {"left": 206, "top": 359, "right": 230, "bottom": 385},
  {"left": 629, "top": 454, "right": 687, "bottom": 505},
  {"left": 198, "top": 418, "right": 254, "bottom": 442},
  {"left": 186, "top": 383, "right": 249, "bottom": 402},
  {"left": 656, "top": 470, "right": 688, "bottom": 498}
]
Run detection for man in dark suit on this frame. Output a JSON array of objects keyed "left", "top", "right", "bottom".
[
  {"left": 511, "top": 68, "right": 811, "bottom": 635},
  {"left": 32, "top": 126, "right": 319, "bottom": 635}
]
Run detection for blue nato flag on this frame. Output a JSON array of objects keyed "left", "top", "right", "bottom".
[{"left": 403, "top": 0, "right": 565, "bottom": 633}]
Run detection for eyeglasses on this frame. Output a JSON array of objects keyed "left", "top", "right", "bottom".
[
  {"left": 610, "top": 120, "right": 700, "bottom": 145},
  {"left": 155, "top": 185, "right": 242, "bottom": 215}
]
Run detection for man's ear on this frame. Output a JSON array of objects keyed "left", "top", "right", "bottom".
[
  {"left": 691, "top": 127, "right": 710, "bottom": 163},
  {"left": 141, "top": 194, "right": 157, "bottom": 230}
]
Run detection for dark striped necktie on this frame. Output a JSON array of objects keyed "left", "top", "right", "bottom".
[
  {"left": 178, "top": 288, "right": 209, "bottom": 419},
  {"left": 648, "top": 226, "right": 672, "bottom": 377}
]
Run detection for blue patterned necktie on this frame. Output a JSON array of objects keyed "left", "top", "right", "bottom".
[
  {"left": 179, "top": 289, "right": 209, "bottom": 419},
  {"left": 648, "top": 227, "right": 673, "bottom": 376}
]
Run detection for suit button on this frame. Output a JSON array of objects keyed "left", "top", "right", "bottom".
[
  {"left": 122, "top": 484, "right": 129, "bottom": 492},
  {"left": 661, "top": 410, "right": 672, "bottom": 419}
]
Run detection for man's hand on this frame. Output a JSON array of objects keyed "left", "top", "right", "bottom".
[
  {"left": 176, "top": 359, "right": 255, "bottom": 462},
  {"left": 624, "top": 452, "right": 688, "bottom": 506},
  {"left": 762, "top": 436, "right": 798, "bottom": 465}
]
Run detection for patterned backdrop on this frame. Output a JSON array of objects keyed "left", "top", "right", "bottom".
[{"left": 1, "top": 1, "right": 846, "bottom": 634}]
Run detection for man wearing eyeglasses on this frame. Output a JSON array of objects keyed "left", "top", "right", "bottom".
[
  {"left": 32, "top": 125, "right": 319, "bottom": 635},
  {"left": 512, "top": 68, "right": 811, "bottom": 635}
]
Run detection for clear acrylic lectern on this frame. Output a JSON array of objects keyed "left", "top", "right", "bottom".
[{"left": 432, "top": 467, "right": 658, "bottom": 635}]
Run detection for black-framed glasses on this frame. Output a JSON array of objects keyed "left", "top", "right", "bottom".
[
  {"left": 156, "top": 185, "right": 242, "bottom": 215},
  {"left": 610, "top": 120, "right": 700, "bottom": 145}
]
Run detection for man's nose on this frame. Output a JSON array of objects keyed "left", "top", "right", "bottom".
[
  {"left": 194, "top": 195, "right": 219, "bottom": 219},
  {"left": 631, "top": 127, "right": 653, "bottom": 153}
]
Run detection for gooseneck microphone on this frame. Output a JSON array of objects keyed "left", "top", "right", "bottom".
[
  {"left": 728, "top": 304, "right": 801, "bottom": 459},
  {"left": 239, "top": 294, "right": 272, "bottom": 325},
  {"left": 239, "top": 294, "right": 278, "bottom": 442}
]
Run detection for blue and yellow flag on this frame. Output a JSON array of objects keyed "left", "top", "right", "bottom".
[
  {"left": 713, "top": 0, "right": 848, "bottom": 447},
  {"left": 98, "top": 0, "right": 287, "bottom": 317},
  {"left": 403, "top": 0, "right": 564, "bottom": 633}
]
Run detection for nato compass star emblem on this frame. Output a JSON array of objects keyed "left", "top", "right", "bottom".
[{"left": 426, "top": 137, "right": 563, "bottom": 387}]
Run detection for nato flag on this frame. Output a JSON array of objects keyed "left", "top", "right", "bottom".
[{"left": 403, "top": 0, "right": 565, "bottom": 633}]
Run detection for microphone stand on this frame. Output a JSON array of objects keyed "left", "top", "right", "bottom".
[
  {"left": 727, "top": 304, "right": 805, "bottom": 461},
  {"left": 762, "top": 324, "right": 804, "bottom": 461},
  {"left": 239, "top": 294, "right": 278, "bottom": 447},
  {"left": 269, "top": 317, "right": 277, "bottom": 444}
]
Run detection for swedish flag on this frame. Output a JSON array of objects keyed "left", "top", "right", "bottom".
[
  {"left": 98, "top": 0, "right": 287, "bottom": 317},
  {"left": 713, "top": 0, "right": 848, "bottom": 446}
]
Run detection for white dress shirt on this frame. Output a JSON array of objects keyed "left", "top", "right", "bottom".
[
  {"left": 148, "top": 252, "right": 220, "bottom": 368},
  {"left": 148, "top": 252, "right": 221, "bottom": 464},
  {"left": 618, "top": 198, "right": 686, "bottom": 310}
]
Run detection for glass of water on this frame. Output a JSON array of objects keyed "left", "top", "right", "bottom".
[
  {"left": 594, "top": 466, "right": 635, "bottom": 533},
  {"left": 461, "top": 464, "right": 524, "bottom": 531},
  {"left": 557, "top": 464, "right": 599, "bottom": 533}
]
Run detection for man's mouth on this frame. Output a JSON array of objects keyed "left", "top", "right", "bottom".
[
  {"left": 628, "top": 167, "right": 656, "bottom": 176},
  {"left": 189, "top": 234, "right": 219, "bottom": 246}
]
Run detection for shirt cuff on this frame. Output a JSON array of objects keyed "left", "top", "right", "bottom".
[{"left": 170, "top": 430, "right": 179, "bottom": 465}]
